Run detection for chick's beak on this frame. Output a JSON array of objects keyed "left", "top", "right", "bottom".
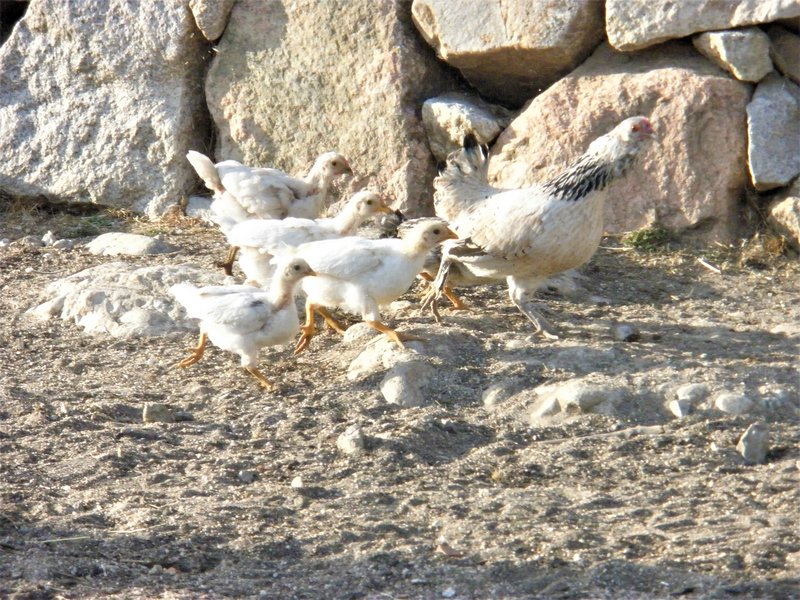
[
  {"left": 307, "top": 269, "right": 318, "bottom": 277},
  {"left": 444, "top": 227, "right": 459, "bottom": 240}
]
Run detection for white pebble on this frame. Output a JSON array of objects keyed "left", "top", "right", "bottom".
[
  {"left": 714, "top": 392, "right": 754, "bottom": 415},
  {"left": 442, "top": 587, "right": 456, "bottom": 598},
  {"left": 737, "top": 422, "right": 770, "bottom": 464},
  {"left": 290, "top": 476, "right": 304, "bottom": 489},
  {"left": 336, "top": 424, "right": 365, "bottom": 455}
]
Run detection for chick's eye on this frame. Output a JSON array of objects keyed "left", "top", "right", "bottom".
[
  {"left": 366, "top": 200, "right": 373, "bottom": 205},
  {"left": 632, "top": 124, "right": 640, "bottom": 132},
  {"left": 432, "top": 228, "right": 441, "bottom": 235},
  {"left": 293, "top": 265, "right": 301, "bottom": 271}
]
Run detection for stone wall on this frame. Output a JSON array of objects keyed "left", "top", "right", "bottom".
[{"left": 0, "top": 0, "right": 798, "bottom": 243}]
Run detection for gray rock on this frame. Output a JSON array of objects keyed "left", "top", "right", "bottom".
[
  {"left": 142, "top": 403, "right": 176, "bottom": 424},
  {"left": 421, "top": 93, "right": 512, "bottom": 161},
  {"left": 412, "top": 0, "right": 605, "bottom": 106},
  {"left": 737, "top": 422, "right": 770, "bottom": 464},
  {"left": 482, "top": 378, "right": 520, "bottom": 409},
  {"left": 188, "top": 0, "right": 236, "bottom": 41},
  {"left": 668, "top": 399, "right": 693, "bottom": 418},
  {"left": 607, "top": 0, "right": 800, "bottom": 51},
  {"left": 676, "top": 382, "right": 711, "bottom": 404},
  {"left": 380, "top": 360, "right": 432, "bottom": 407},
  {"left": 692, "top": 28, "right": 773, "bottom": 82},
  {"left": 0, "top": 0, "right": 207, "bottom": 216},
  {"left": 611, "top": 323, "right": 641, "bottom": 342},
  {"left": 41, "top": 231, "right": 57, "bottom": 246},
  {"left": 13, "top": 235, "right": 43, "bottom": 248},
  {"left": 342, "top": 323, "right": 379, "bottom": 347},
  {"left": 51, "top": 239, "right": 76, "bottom": 251},
  {"left": 85, "top": 232, "right": 178, "bottom": 256},
  {"left": 27, "top": 262, "right": 227, "bottom": 338},
  {"left": 237, "top": 470, "right": 257, "bottom": 484},
  {"left": 768, "top": 25, "right": 800, "bottom": 84},
  {"left": 185, "top": 195, "right": 215, "bottom": 222},
  {"left": 767, "top": 180, "right": 800, "bottom": 248},
  {"left": 553, "top": 379, "right": 624, "bottom": 414},
  {"left": 336, "top": 424, "right": 365, "bottom": 456},
  {"left": 747, "top": 73, "right": 800, "bottom": 191},
  {"left": 714, "top": 392, "right": 755, "bottom": 415},
  {"left": 529, "top": 395, "right": 562, "bottom": 422},
  {"left": 206, "top": 0, "right": 459, "bottom": 215}
]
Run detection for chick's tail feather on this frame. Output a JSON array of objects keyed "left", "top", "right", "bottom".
[{"left": 187, "top": 151, "right": 225, "bottom": 194}]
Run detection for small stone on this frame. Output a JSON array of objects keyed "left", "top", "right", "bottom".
[
  {"left": 442, "top": 587, "right": 456, "bottom": 598},
  {"left": 736, "top": 422, "right": 770, "bottom": 464},
  {"left": 692, "top": 28, "right": 772, "bottom": 82},
  {"left": 142, "top": 403, "right": 176, "bottom": 424},
  {"left": 85, "top": 232, "right": 177, "bottom": 256},
  {"left": 290, "top": 476, "right": 304, "bottom": 489},
  {"left": 238, "top": 470, "right": 257, "bottom": 484},
  {"left": 51, "top": 239, "right": 75, "bottom": 250},
  {"left": 174, "top": 410, "right": 194, "bottom": 422},
  {"left": 714, "top": 392, "right": 754, "bottom": 415},
  {"left": 380, "top": 361, "right": 431, "bottom": 407},
  {"left": 41, "top": 230, "right": 57, "bottom": 246},
  {"left": 611, "top": 323, "right": 640, "bottom": 342},
  {"left": 529, "top": 395, "right": 561, "bottom": 421},
  {"left": 668, "top": 399, "right": 692, "bottom": 418},
  {"left": 336, "top": 424, "right": 365, "bottom": 456},
  {"left": 482, "top": 379, "right": 519, "bottom": 409},
  {"left": 14, "top": 235, "right": 43, "bottom": 248},
  {"left": 0, "top": 239, "right": 10, "bottom": 247},
  {"left": 342, "top": 322, "right": 377, "bottom": 346},
  {"left": 676, "top": 382, "right": 710, "bottom": 403},
  {"left": 554, "top": 379, "right": 624, "bottom": 413}
]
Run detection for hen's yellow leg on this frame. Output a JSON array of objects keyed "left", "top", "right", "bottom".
[
  {"left": 419, "top": 272, "right": 469, "bottom": 311},
  {"left": 245, "top": 366, "right": 274, "bottom": 390},
  {"left": 294, "top": 301, "right": 319, "bottom": 355},
  {"left": 221, "top": 245, "right": 239, "bottom": 276},
  {"left": 365, "top": 320, "right": 425, "bottom": 348},
  {"left": 176, "top": 332, "right": 208, "bottom": 368}
]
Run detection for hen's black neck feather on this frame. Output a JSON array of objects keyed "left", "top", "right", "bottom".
[{"left": 541, "top": 152, "right": 635, "bottom": 202}]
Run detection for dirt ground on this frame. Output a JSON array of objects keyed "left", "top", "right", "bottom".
[{"left": 0, "top": 206, "right": 798, "bottom": 600}]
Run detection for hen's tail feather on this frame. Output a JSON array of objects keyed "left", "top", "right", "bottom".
[{"left": 186, "top": 151, "right": 225, "bottom": 194}]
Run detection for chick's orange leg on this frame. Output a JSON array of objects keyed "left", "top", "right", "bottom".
[
  {"left": 246, "top": 366, "right": 274, "bottom": 390},
  {"left": 365, "top": 320, "right": 425, "bottom": 348},
  {"left": 221, "top": 245, "right": 239, "bottom": 276},
  {"left": 294, "top": 302, "right": 318, "bottom": 355},
  {"left": 316, "top": 307, "right": 347, "bottom": 335},
  {"left": 175, "top": 332, "right": 208, "bottom": 368}
]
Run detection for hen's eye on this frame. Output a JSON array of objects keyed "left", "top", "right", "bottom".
[
  {"left": 366, "top": 200, "right": 373, "bottom": 205},
  {"left": 632, "top": 124, "right": 640, "bottom": 132}
]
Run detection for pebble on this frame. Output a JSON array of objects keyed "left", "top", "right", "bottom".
[
  {"left": 737, "top": 422, "right": 770, "bottom": 464},
  {"left": 442, "top": 587, "right": 456, "bottom": 598},
  {"left": 611, "top": 322, "right": 641, "bottom": 342},
  {"left": 290, "top": 476, "right": 304, "bottom": 489},
  {"left": 52, "top": 239, "right": 75, "bottom": 250},
  {"left": 142, "top": 402, "right": 176, "bottom": 423},
  {"left": 676, "top": 382, "right": 710, "bottom": 403},
  {"left": 237, "top": 470, "right": 257, "bottom": 484},
  {"left": 0, "top": 238, "right": 10, "bottom": 248},
  {"left": 529, "top": 395, "right": 561, "bottom": 421},
  {"left": 482, "top": 379, "right": 519, "bottom": 408},
  {"left": 41, "top": 230, "right": 57, "bottom": 246},
  {"left": 341, "top": 322, "right": 377, "bottom": 346},
  {"left": 714, "top": 392, "right": 754, "bottom": 415},
  {"left": 336, "top": 423, "right": 365, "bottom": 455},
  {"left": 668, "top": 399, "right": 692, "bottom": 418}
]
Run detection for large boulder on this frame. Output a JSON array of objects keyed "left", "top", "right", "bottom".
[
  {"left": 411, "top": 0, "right": 605, "bottom": 106},
  {"left": 747, "top": 73, "right": 800, "bottom": 191},
  {"left": 205, "top": 0, "right": 460, "bottom": 216},
  {"left": 607, "top": 0, "right": 800, "bottom": 51},
  {"left": 0, "top": 0, "right": 208, "bottom": 217},
  {"left": 189, "top": 0, "right": 236, "bottom": 41},
  {"left": 27, "top": 263, "right": 228, "bottom": 338},
  {"left": 488, "top": 42, "right": 751, "bottom": 241}
]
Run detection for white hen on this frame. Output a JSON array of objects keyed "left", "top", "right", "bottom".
[
  {"left": 286, "top": 218, "right": 457, "bottom": 352},
  {"left": 226, "top": 190, "right": 393, "bottom": 286},
  {"left": 170, "top": 257, "right": 316, "bottom": 389},
  {"left": 426, "top": 116, "right": 655, "bottom": 337}
]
